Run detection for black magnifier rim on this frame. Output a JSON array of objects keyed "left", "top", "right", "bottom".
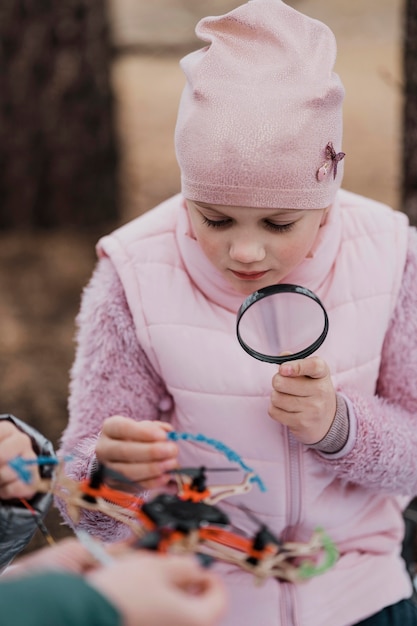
[{"left": 236, "top": 283, "right": 329, "bottom": 364}]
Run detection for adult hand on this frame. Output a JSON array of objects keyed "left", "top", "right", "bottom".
[
  {"left": 2, "top": 537, "right": 98, "bottom": 579},
  {"left": 95, "top": 417, "right": 178, "bottom": 488},
  {"left": 269, "top": 356, "right": 336, "bottom": 445},
  {"left": 5, "top": 539, "right": 227, "bottom": 626},
  {"left": 88, "top": 553, "right": 227, "bottom": 626},
  {"left": 0, "top": 420, "right": 39, "bottom": 499}
]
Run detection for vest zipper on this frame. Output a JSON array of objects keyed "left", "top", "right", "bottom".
[
  {"left": 280, "top": 583, "right": 299, "bottom": 626},
  {"left": 286, "top": 430, "right": 303, "bottom": 529},
  {"left": 281, "top": 428, "right": 303, "bottom": 625}
]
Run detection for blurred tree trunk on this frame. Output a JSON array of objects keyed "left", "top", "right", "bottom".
[
  {"left": 0, "top": 0, "right": 119, "bottom": 229},
  {"left": 402, "top": 0, "right": 417, "bottom": 226}
]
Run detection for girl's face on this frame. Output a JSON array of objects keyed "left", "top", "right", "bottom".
[{"left": 186, "top": 200, "right": 328, "bottom": 295}]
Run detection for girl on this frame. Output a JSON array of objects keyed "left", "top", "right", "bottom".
[{"left": 58, "top": 1, "right": 417, "bottom": 624}]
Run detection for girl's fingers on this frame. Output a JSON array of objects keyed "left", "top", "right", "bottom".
[
  {"left": 102, "top": 417, "right": 172, "bottom": 442},
  {"left": 96, "top": 438, "right": 178, "bottom": 464},
  {"left": 96, "top": 417, "right": 178, "bottom": 485},
  {"left": 278, "top": 356, "right": 329, "bottom": 379},
  {"left": 106, "top": 457, "right": 179, "bottom": 485}
]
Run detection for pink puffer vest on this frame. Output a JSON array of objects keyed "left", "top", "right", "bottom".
[{"left": 98, "top": 190, "right": 411, "bottom": 626}]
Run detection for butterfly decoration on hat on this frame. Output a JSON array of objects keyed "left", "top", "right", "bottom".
[{"left": 316, "top": 142, "right": 346, "bottom": 182}]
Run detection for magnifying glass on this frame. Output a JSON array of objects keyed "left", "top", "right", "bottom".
[{"left": 236, "top": 284, "right": 329, "bottom": 364}]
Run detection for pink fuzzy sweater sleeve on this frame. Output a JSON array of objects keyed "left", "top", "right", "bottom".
[
  {"left": 56, "top": 257, "right": 168, "bottom": 540},
  {"left": 315, "top": 227, "right": 417, "bottom": 496}
]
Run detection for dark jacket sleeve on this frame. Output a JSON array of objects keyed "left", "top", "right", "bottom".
[
  {"left": 0, "top": 414, "right": 56, "bottom": 571},
  {"left": 0, "top": 571, "right": 121, "bottom": 626}
]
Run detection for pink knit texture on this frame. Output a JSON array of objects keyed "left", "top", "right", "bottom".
[{"left": 175, "top": 0, "right": 345, "bottom": 209}]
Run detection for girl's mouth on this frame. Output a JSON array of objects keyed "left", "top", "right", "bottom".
[{"left": 230, "top": 270, "right": 268, "bottom": 280}]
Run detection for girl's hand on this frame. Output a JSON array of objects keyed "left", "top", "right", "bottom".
[
  {"left": 269, "top": 356, "right": 336, "bottom": 445},
  {"left": 0, "top": 421, "right": 39, "bottom": 499},
  {"left": 95, "top": 417, "right": 179, "bottom": 488}
]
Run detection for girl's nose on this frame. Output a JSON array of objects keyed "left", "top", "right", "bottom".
[{"left": 229, "top": 239, "right": 266, "bottom": 263}]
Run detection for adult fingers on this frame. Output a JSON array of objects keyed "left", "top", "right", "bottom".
[
  {"left": 164, "top": 558, "right": 227, "bottom": 626},
  {"left": 0, "top": 478, "right": 37, "bottom": 499},
  {"left": 174, "top": 576, "right": 227, "bottom": 626},
  {"left": 4, "top": 538, "right": 96, "bottom": 579},
  {"left": 0, "top": 428, "right": 38, "bottom": 498},
  {"left": 0, "top": 420, "right": 19, "bottom": 444},
  {"left": 0, "top": 429, "right": 37, "bottom": 465}
]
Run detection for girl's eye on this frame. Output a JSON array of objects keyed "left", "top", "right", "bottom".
[
  {"left": 200, "top": 215, "right": 295, "bottom": 232},
  {"left": 202, "top": 216, "right": 232, "bottom": 228},
  {"left": 264, "top": 221, "right": 295, "bottom": 233}
]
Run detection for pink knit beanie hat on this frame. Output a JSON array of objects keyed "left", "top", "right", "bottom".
[{"left": 175, "top": 0, "right": 345, "bottom": 209}]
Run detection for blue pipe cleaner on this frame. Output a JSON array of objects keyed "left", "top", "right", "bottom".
[
  {"left": 9, "top": 455, "right": 73, "bottom": 484},
  {"left": 167, "top": 431, "right": 266, "bottom": 492}
]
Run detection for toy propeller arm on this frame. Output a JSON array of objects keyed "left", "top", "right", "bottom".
[
  {"left": 203, "top": 472, "right": 257, "bottom": 504},
  {"left": 198, "top": 526, "right": 338, "bottom": 583}
]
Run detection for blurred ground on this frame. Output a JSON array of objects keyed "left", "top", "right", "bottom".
[{"left": 0, "top": 0, "right": 405, "bottom": 548}]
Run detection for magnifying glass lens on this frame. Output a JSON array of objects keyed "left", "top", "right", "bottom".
[{"left": 236, "top": 284, "right": 329, "bottom": 364}]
